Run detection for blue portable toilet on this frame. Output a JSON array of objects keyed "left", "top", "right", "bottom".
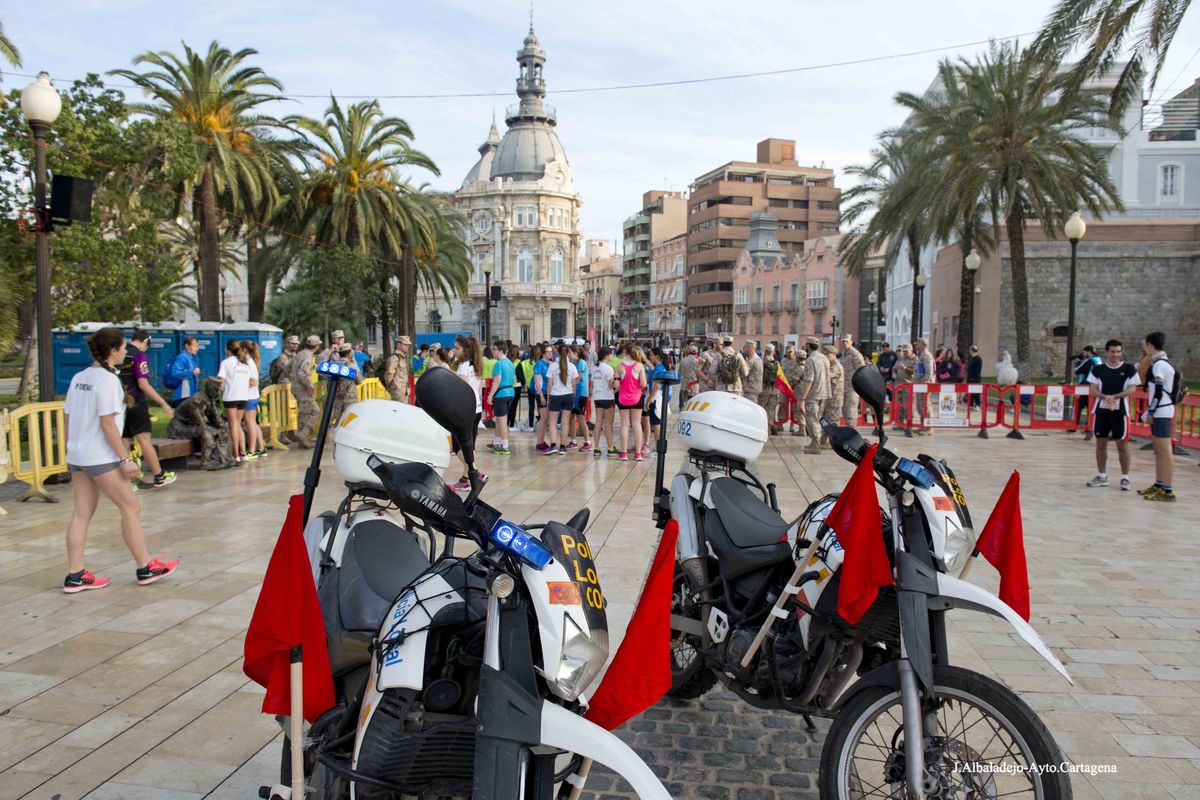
[
  {"left": 179, "top": 322, "right": 224, "bottom": 382},
  {"left": 218, "top": 323, "right": 284, "bottom": 382},
  {"left": 110, "top": 320, "right": 185, "bottom": 388},
  {"left": 52, "top": 322, "right": 108, "bottom": 396},
  {"left": 417, "top": 330, "right": 469, "bottom": 351}
]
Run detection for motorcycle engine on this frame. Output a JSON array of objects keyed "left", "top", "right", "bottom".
[{"left": 354, "top": 685, "right": 478, "bottom": 798}]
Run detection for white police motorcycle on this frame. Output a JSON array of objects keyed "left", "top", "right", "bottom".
[{"left": 264, "top": 364, "right": 669, "bottom": 800}]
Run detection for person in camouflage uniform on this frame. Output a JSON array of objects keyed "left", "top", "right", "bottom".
[
  {"left": 329, "top": 344, "right": 364, "bottom": 424},
  {"left": 382, "top": 335, "right": 412, "bottom": 403},
  {"left": 892, "top": 343, "right": 918, "bottom": 430},
  {"left": 741, "top": 340, "right": 764, "bottom": 404},
  {"left": 270, "top": 335, "right": 300, "bottom": 443},
  {"left": 838, "top": 334, "right": 867, "bottom": 426},
  {"left": 759, "top": 344, "right": 781, "bottom": 434},
  {"left": 289, "top": 335, "right": 320, "bottom": 448},
  {"left": 317, "top": 329, "right": 346, "bottom": 364},
  {"left": 822, "top": 345, "right": 845, "bottom": 439},
  {"left": 800, "top": 338, "right": 830, "bottom": 454}
]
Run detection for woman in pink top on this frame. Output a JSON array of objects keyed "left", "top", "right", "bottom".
[{"left": 615, "top": 344, "right": 648, "bottom": 462}]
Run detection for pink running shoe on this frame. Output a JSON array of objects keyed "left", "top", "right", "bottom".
[
  {"left": 580, "top": 442, "right": 592, "bottom": 452},
  {"left": 564, "top": 442, "right": 579, "bottom": 450},
  {"left": 536, "top": 442, "right": 549, "bottom": 452},
  {"left": 635, "top": 453, "right": 644, "bottom": 463},
  {"left": 618, "top": 451, "right": 628, "bottom": 462},
  {"left": 136, "top": 557, "right": 179, "bottom": 586},
  {"left": 63, "top": 569, "right": 110, "bottom": 594}
]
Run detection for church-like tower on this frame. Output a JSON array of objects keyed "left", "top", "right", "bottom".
[{"left": 418, "top": 26, "right": 583, "bottom": 346}]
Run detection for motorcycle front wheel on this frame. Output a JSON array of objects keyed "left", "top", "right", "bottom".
[{"left": 819, "top": 665, "right": 1072, "bottom": 800}]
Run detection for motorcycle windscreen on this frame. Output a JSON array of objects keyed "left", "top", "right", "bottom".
[{"left": 523, "top": 521, "right": 609, "bottom": 701}]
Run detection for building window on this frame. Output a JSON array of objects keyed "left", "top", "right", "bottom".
[
  {"left": 520, "top": 324, "right": 530, "bottom": 346},
  {"left": 755, "top": 286, "right": 764, "bottom": 305},
  {"left": 736, "top": 288, "right": 748, "bottom": 305},
  {"left": 772, "top": 282, "right": 781, "bottom": 303},
  {"left": 550, "top": 247, "right": 565, "bottom": 283},
  {"left": 1159, "top": 163, "right": 1181, "bottom": 202},
  {"left": 772, "top": 316, "right": 780, "bottom": 335},
  {"left": 428, "top": 310, "right": 442, "bottom": 334},
  {"left": 518, "top": 245, "right": 534, "bottom": 282},
  {"left": 817, "top": 200, "right": 836, "bottom": 210},
  {"left": 790, "top": 282, "right": 800, "bottom": 302},
  {"left": 756, "top": 317, "right": 763, "bottom": 335},
  {"left": 806, "top": 279, "right": 828, "bottom": 302},
  {"left": 476, "top": 252, "right": 488, "bottom": 282}
]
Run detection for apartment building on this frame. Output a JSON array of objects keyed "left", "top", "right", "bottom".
[
  {"left": 580, "top": 239, "right": 621, "bottom": 342},
  {"left": 649, "top": 233, "right": 687, "bottom": 346},
  {"left": 686, "top": 138, "right": 838, "bottom": 337},
  {"left": 620, "top": 190, "right": 687, "bottom": 337}
]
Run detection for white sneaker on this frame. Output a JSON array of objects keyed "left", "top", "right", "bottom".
[
  {"left": 1120, "top": 477, "right": 1131, "bottom": 491},
  {"left": 1086, "top": 474, "right": 1108, "bottom": 488}
]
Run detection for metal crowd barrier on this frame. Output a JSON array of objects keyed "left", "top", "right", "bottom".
[{"left": 4, "top": 401, "right": 68, "bottom": 503}]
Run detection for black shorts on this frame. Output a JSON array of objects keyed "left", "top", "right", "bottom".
[
  {"left": 593, "top": 399, "right": 615, "bottom": 410},
  {"left": 572, "top": 397, "right": 589, "bottom": 416},
  {"left": 224, "top": 400, "right": 248, "bottom": 410},
  {"left": 649, "top": 406, "right": 661, "bottom": 427},
  {"left": 617, "top": 393, "right": 644, "bottom": 410},
  {"left": 122, "top": 398, "right": 152, "bottom": 437},
  {"left": 492, "top": 396, "right": 513, "bottom": 419},
  {"left": 548, "top": 394, "right": 574, "bottom": 413},
  {"left": 1092, "top": 408, "right": 1128, "bottom": 440}
]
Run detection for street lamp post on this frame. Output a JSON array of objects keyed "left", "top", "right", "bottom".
[
  {"left": 21, "top": 72, "right": 63, "bottom": 402},
  {"left": 965, "top": 250, "right": 981, "bottom": 347},
  {"left": 219, "top": 274, "right": 228, "bottom": 323},
  {"left": 1063, "top": 212, "right": 1087, "bottom": 383},
  {"left": 914, "top": 272, "right": 929, "bottom": 340},
  {"left": 716, "top": 316, "right": 723, "bottom": 339},
  {"left": 482, "top": 258, "right": 493, "bottom": 345},
  {"left": 867, "top": 290, "right": 878, "bottom": 354}
]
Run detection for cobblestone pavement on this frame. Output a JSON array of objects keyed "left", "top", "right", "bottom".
[{"left": 0, "top": 420, "right": 1197, "bottom": 799}]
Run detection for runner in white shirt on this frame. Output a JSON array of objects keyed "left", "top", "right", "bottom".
[
  {"left": 590, "top": 346, "right": 617, "bottom": 456},
  {"left": 217, "top": 340, "right": 254, "bottom": 462},
  {"left": 62, "top": 327, "right": 178, "bottom": 593},
  {"left": 1139, "top": 332, "right": 1179, "bottom": 501}
]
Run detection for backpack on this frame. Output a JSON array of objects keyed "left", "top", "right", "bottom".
[
  {"left": 162, "top": 354, "right": 184, "bottom": 390},
  {"left": 374, "top": 354, "right": 394, "bottom": 381},
  {"left": 1155, "top": 357, "right": 1186, "bottom": 406},
  {"left": 717, "top": 351, "right": 741, "bottom": 386},
  {"left": 268, "top": 355, "right": 286, "bottom": 385}
]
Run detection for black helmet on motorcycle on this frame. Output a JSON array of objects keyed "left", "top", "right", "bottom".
[{"left": 367, "top": 456, "right": 475, "bottom": 536}]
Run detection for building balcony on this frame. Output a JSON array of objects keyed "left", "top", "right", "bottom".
[
  {"left": 623, "top": 249, "right": 650, "bottom": 261},
  {"left": 767, "top": 300, "right": 783, "bottom": 312},
  {"left": 633, "top": 232, "right": 651, "bottom": 243},
  {"left": 808, "top": 296, "right": 828, "bottom": 309},
  {"left": 786, "top": 298, "right": 803, "bottom": 312},
  {"left": 623, "top": 213, "right": 651, "bottom": 229},
  {"left": 1143, "top": 96, "right": 1199, "bottom": 140},
  {"left": 733, "top": 302, "right": 750, "bottom": 314},
  {"left": 750, "top": 301, "right": 765, "bottom": 313},
  {"left": 468, "top": 281, "right": 580, "bottom": 299},
  {"left": 506, "top": 103, "right": 556, "bottom": 124}
]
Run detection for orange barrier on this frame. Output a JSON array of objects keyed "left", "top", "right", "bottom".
[
  {"left": 1004, "top": 383, "right": 1092, "bottom": 437},
  {"left": 891, "top": 382, "right": 997, "bottom": 437},
  {"left": 1177, "top": 394, "right": 1200, "bottom": 450}
]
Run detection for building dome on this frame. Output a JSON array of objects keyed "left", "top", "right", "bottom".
[
  {"left": 491, "top": 120, "right": 568, "bottom": 181},
  {"left": 461, "top": 24, "right": 569, "bottom": 186}
]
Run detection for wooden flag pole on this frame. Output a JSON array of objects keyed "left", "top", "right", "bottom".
[
  {"left": 290, "top": 645, "right": 304, "bottom": 799},
  {"left": 565, "top": 756, "right": 593, "bottom": 800}
]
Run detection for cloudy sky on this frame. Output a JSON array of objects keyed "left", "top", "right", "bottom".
[{"left": 8, "top": 0, "right": 1199, "bottom": 247}]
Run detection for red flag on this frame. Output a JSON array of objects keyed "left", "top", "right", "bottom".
[
  {"left": 775, "top": 363, "right": 798, "bottom": 404},
  {"left": 243, "top": 494, "right": 335, "bottom": 723},
  {"left": 831, "top": 444, "right": 893, "bottom": 625},
  {"left": 975, "top": 471, "right": 1030, "bottom": 621},
  {"left": 585, "top": 520, "right": 679, "bottom": 731}
]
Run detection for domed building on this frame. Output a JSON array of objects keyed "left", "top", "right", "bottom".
[{"left": 418, "top": 26, "right": 583, "bottom": 346}]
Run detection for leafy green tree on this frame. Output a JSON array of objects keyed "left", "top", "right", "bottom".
[
  {"left": 288, "top": 97, "right": 440, "bottom": 352},
  {"left": 899, "top": 43, "right": 1122, "bottom": 369},
  {"left": 266, "top": 246, "right": 379, "bottom": 340},
  {"left": 402, "top": 192, "right": 471, "bottom": 340},
  {"left": 1035, "top": 0, "right": 1193, "bottom": 117},
  {"left": 112, "top": 41, "right": 284, "bottom": 320}
]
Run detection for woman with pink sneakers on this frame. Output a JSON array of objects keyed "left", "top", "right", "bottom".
[
  {"left": 615, "top": 344, "right": 648, "bottom": 462},
  {"left": 62, "top": 326, "right": 178, "bottom": 593}
]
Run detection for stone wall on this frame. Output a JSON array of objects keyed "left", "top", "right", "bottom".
[{"left": 997, "top": 239, "right": 1199, "bottom": 378}]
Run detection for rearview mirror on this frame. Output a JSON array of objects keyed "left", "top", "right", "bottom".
[
  {"left": 851, "top": 365, "right": 887, "bottom": 422},
  {"left": 415, "top": 367, "right": 477, "bottom": 464}
]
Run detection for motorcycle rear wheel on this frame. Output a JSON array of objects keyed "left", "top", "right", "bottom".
[
  {"left": 819, "top": 665, "right": 1072, "bottom": 800},
  {"left": 666, "top": 564, "right": 717, "bottom": 700}
]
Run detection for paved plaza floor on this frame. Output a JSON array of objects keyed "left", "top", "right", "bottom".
[{"left": 0, "top": 423, "right": 1197, "bottom": 799}]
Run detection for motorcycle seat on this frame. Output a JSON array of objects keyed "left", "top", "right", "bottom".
[
  {"left": 338, "top": 518, "right": 431, "bottom": 632},
  {"left": 709, "top": 477, "right": 791, "bottom": 548}
]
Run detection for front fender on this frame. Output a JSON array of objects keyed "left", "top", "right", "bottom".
[
  {"left": 540, "top": 701, "right": 671, "bottom": 800},
  {"left": 935, "top": 573, "right": 1073, "bottom": 684}
]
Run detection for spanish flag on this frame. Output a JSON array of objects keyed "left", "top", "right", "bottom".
[{"left": 775, "top": 363, "right": 798, "bottom": 404}]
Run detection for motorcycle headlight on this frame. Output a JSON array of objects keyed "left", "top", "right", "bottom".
[
  {"left": 941, "top": 525, "right": 977, "bottom": 576},
  {"left": 548, "top": 616, "right": 609, "bottom": 702}
]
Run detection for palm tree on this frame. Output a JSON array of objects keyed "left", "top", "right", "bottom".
[
  {"left": 1034, "top": 0, "right": 1193, "bottom": 117},
  {"left": 839, "top": 132, "right": 936, "bottom": 344},
  {"left": 403, "top": 193, "right": 471, "bottom": 340},
  {"left": 0, "top": 21, "right": 21, "bottom": 76},
  {"left": 899, "top": 44, "right": 1122, "bottom": 371},
  {"left": 289, "top": 97, "right": 439, "bottom": 350},
  {"left": 112, "top": 41, "right": 284, "bottom": 320}
]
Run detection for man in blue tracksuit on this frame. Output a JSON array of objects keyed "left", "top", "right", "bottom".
[{"left": 165, "top": 337, "right": 202, "bottom": 407}]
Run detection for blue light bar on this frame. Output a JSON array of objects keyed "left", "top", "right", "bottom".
[
  {"left": 896, "top": 458, "right": 935, "bottom": 489},
  {"left": 489, "top": 519, "right": 553, "bottom": 569},
  {"left": 317, "top": 360, "right": 358, "bottom": 380}
]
